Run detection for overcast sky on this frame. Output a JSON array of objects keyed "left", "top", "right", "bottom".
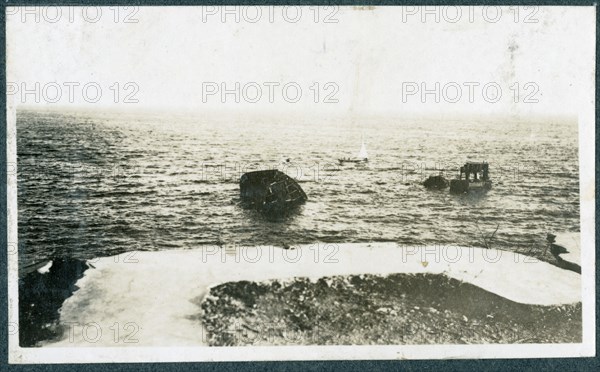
[{"left": 6, "top": 6, "right": 595, "bottom": 119}]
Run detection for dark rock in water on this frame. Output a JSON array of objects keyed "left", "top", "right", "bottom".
[
  {"left": 546, "top": 234, "right": 581, "bottom": 274},
  {"left": 549, "top": 243, "right": 568, "bottom": 256},
  {"left": 550, "top": 246, "right": 581, "bottom": 274},
  {"left": 423, "top": 175, "right": 449, "bottom": 190},
  {"left": 19, "top": 258, "right": 89, "bottom": 347},
  {"left": 240, "top": 169, "right": 307, "bottom": 218}
]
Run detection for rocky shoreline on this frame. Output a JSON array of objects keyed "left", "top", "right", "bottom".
[
  {"left": 200, "top": 273, "right": 581, "bottom": 346},
  {"left": 19, "top": 236, "right": 581, "bottom": 347}
]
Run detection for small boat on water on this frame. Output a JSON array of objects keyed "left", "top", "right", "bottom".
[
  {"left": 339, "top": 140, "right": 368, "bottom": 164},
  {"left": 449, "top": 162, "right": 492, "bottom": 194}
]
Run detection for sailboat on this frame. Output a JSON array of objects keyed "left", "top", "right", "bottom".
[{"left": 338, "top": 139, "right": 369, "bottom": 164}]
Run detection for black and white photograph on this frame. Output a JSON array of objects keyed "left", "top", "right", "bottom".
[{"left": 6, "top": 5, "right": 595, "bottom": 363}]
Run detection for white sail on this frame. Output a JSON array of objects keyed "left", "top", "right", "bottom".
[{"left": 357, "top": 141, "right": 368, "bottom": 159}]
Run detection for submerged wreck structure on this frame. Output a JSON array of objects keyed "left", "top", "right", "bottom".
[
  {"left": 450, "top": 162, "right": 492, "bottom": 194},
  {"left": 423, "top": 174, "right": 449, "bottom": 190},
  {"left": 240, "top": 169, "right": 307, "bottom": 218}
]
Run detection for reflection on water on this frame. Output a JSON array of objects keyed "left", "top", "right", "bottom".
[{"left": 17, "top": 109, "right": 579, "bottom": 268}]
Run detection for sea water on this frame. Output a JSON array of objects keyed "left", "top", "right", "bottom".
[{"left": 17, "top": 108, "right": 580, "bottom": 269}]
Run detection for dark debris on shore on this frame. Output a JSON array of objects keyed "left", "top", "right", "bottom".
[{"left": 200, "top": 273, "right": 581, "bottom": 346}]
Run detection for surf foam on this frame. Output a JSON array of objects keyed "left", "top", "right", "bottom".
[{"left": 43, "top": 243, "right": 581, "bottom": 347}]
